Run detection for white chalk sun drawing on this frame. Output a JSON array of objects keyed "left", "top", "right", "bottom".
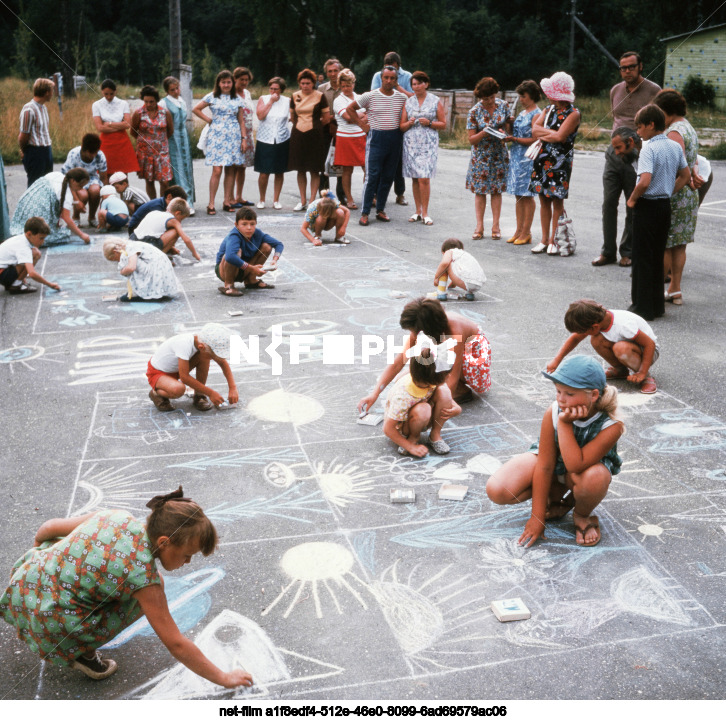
[
  {"left": 0, "top": 342, "right": 66, "bottom": 372},
  {"left": 261, "top": 542, "right": 370, "bottom": 619},
  {"left": 478, "top": 538, "right": 555, "bottom": 584},
  {"left": 369, "top": 560, "right": 493, "bottom": 674},
  {"left": 301, "top": 459, "right": 377, "bottom": 509},
  {"left": 247, "top": 388, "right": 325, "bottom": 425},
  {"left": 624, "top": 515, "right": 680, "bottom": 543}
]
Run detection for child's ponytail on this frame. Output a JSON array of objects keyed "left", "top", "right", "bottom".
[{"left": 595, "top": 384, "right": 624, "bottom": 430}]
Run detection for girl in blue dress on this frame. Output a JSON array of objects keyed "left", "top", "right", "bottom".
[{"left": 504, "top": 80, "right": 541, "bottom": 245}]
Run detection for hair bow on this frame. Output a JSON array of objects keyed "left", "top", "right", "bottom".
[{"left": 405, "top": 331, "right": 457, "bottom": 372}]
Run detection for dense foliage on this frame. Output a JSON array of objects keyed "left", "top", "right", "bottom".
[{"left": 2, "top": 0, "right": 726, "bottom": 93}]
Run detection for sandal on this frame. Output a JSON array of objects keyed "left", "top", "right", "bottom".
[
  {"left": 664, "top": 291, "right": 683, "bottom": 305},
  {"left": 222, "top": 203, "right": 234, "bottom": 212},
  {"left": 347, "top": 203, "right": 358, "bottom": 210},
  {"left": 376, "top": 212, "right": 390, "bottom": 222},
  {"left": 605, "top": 366, "right": 629, "bottom": 380},
  {"left": 245, "top": 280, "right": 275, "bottom": 289},
  {"left": 574, "top": 514, "right": 601, "bottom": 547},
  {"left": 423, "top": 216, "right": 434, "bottom": 226},
  {"left": 206, "top": 206, "right": 216, "bottom": 215},
  {"left": 219, "top": 286, "right": 243, "bottom": 297},
  {"left": 409, "top": 213, "right": 422, "bottom": 223},
  {"left": 334, "top": 235, "right": 350, "bottom": 244},
  {"left": 429, "top": 438, "right": 450, "bottom": 455},
  {"left": 491, "top": 230, "right": 501, "bottom": 240},
  {"left": 359, "top": 215, "right": 370, "bottom": 226},
  {"left": 471, "top": 230, "right": 484, "bottom": 240},
  {"left": 640, "top": 376, "right": 657, "bottom": 394}
]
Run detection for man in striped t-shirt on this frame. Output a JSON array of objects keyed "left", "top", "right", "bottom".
[
  {"left": 345, "top": 66, "right": 407, "bottom": 225},
  {"left": 18, "top": 78, "right": 55, "bottom": 187}
]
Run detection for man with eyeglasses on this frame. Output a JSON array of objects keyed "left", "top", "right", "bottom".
[{"left": 593, "top": 51, "right": 660, "bottom": 269}]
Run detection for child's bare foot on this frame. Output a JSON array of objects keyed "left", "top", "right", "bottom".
[{"left": 573, "top": 511, "right": 601, "bottom": 547}]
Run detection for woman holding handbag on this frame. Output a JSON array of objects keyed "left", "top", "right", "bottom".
[
  {"left": 504, "top": 80, "right": 541, "bottom": 245},
  {"left": 528, "top": 72, "right": 580, "bottom": 255}
]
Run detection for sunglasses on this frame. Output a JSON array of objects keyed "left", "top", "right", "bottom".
[{"left": 619, "top": 63, "right": 639, "bottom": 71}]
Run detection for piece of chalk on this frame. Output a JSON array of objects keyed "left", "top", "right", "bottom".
[
  {"left": 217, "top": 401, "right": 236, "bottom": 410},
  {"left": 390, "top": 488, "right": 416, "bottom": 503},
  {"left": 438, "top": 483, "right": 468, "bottom": 501},
  {"left": 102, "top": 294, "right": 117, "bottom": 302},
  {"left": 227, "top": 310, "right": 244, "bottom": 317},
  {"left": 491, "top": 597, "right": 531, "bottom": 622},
  {"left": 359, "top": 404, "right": 368, "bottom": 418}
]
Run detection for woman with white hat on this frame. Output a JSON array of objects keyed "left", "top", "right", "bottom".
[{"left": 528, "top": 72, "right": 580, "bottom": 255}]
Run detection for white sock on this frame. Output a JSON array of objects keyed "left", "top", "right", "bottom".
[{"left": 11, "top": 280, "right": 22, "bottom": 287}]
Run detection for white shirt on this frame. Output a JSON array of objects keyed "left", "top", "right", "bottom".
[
  {"left": 101, "top": 195, "right": 129, "bottom": 215},
  {"left": 135, "top": 211, "right": 174, "bottom": 239},
  {"left": 601, "top": 310, "right": 657, "bottom": 348},
  {"left": 255, "top": 95, "right": 291, "bottom": 144},
  {"left": 450, "top": 249, "right": 486, "bottom": 290},
  {"left": 150, "top": 333, "right": 197, "bottom": 373},
  {"left": 92, "top": 96, "right": 131, "bottom": 123},
  {"left": 46, "top": 171, "right": 75, "bottom": 212},
  {"left": 0, "top": 234, "right": 34, "bottom": 268},
  {"left": 334, "top": 93, "right": 366, "bottom": 137}
]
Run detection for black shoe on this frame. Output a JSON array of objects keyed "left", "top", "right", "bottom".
[
  {"left": 71, "top": 650, "right": 118, "bottom": 680},
  {"left": 8, "top": 284, "right": 37, "bottom": 294}
]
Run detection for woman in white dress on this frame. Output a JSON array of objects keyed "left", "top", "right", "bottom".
[
  {"left": 103, "top": 238, "right": 179, "bottom": 301},
  {"left": 400, "top": 71, "right": 446, "bottom": 225},
  {"left": 253, "top": 77, "right": 291, "bottom": 209},
  {"left": 192, "top": 70, "right": 247, "bottom": 215}
]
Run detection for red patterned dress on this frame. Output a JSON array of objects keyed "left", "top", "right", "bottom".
[
  {"left": 0, "top": 510, "right": 160, "bottom": 665},
  {"left": 136, "top": 107, "right": 173, "bottom": 183}
]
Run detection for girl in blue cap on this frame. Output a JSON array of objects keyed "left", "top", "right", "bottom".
[{"left": 486, "top": 355, "right": 624, "bottom": 547}]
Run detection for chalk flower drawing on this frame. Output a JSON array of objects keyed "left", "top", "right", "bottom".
[
  {"left": 261, "top": 542, "right": 370, "bottom": 619},
  {"left": 478, "top": 539, "right": 554, "bottom": 584},
  {"left": 624, "top": 515, "right": 680, "bottom": 543},
  {"left": 308, "top": 459, "right": 377, "bottom": 509}
]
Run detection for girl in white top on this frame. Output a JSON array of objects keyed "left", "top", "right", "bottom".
[
  {"left": 333, "top": 69, "right": 368, "bottom": 210},
  {"left": 254, "top": 77, "right": 292, "bottom": 209},
  {"left": 91, "top": 79, "right": 139, "bottom": 176},
  {"left": 433, "top": 238, "right": 486, "bottom": 301}
]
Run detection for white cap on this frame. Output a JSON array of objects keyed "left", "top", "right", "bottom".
[
  {"left": 109, "top": 171, "right": 127, "bottom": 184},
  {"left": 100, "top": 185, "right": 117, "bottom": 197}
]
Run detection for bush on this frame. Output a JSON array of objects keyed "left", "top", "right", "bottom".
[
  {"left": 681, "top": 76, "right": 716, "bottom": 108},
  {"left": 703, "top": 142, "right": 726, "bottom": 160}
]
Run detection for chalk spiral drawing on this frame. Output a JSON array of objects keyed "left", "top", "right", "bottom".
[
  {"left": 261, "top": 542, "right": 370, "bottom": 619},
  {"left": 129, "top": 610, "right": 344, "bottom": 700},
  {"left": 103, "top": 568, "right": 224, "bottom": 648}
]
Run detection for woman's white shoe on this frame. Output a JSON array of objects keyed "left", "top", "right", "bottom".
[
  {"left": 531, "top": 242, "right": 548, "bottom": 254},
  {"left": 256, "top": 201, "right": 265, "bottom": 209},
  {"left": 546, "top": 243, "right": 560, "bottom": 255}
]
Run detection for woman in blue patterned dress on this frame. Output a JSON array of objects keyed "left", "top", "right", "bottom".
[
  {"left": 654, "top": 89, "right": 699, "bottom": 306},
  {"left": 504, "top": 80, "right": 541, "bottom": 245},
  {"left": 231, "top": 67, "right": 257, "bottom": 208},
  {"left": 1, "top": 487, "right": 253, "bottom": 688},
  {"left": 466, "top": 77, "right": 510, "bottom": 240},
  {"left": 192, "top": 70, "right": 247, "bottom": 215},
  {"left": 400, "top": 71, "right": 446, "bottom": 225},
  {"left": 529, "top": 72, "right": 580, "bottom": 255},
  {"left": 160, "top": 76, "right": 196, "bottom": 212}
]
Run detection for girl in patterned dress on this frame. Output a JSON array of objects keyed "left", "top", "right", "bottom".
[
  {"left": 383, "top": 333, "right": 461, "bottom": 457},
  {"left": 103, "top": 237, "right": 179, "bottom": 301},
  {"left": 654, "top": 89, "right": 700, "bottom": 306},
  {"left": 131, "top": 85, "right": 174, "bottom": 200},
  {"left": 0, "top": 487, "right": 253, "bottom": 688},
  {"left": 230, "top": 67, "right": 256, "bottom": 208},
  {"left": 400, "top": 71, "right": 446, "bottom": 225},
  {"left": 193, "top": 70, "right": 247, "bottom": 215},
  {"left": 487, "top": 355, "right": 624, "bottom": 548},
  {"left": 528, "top": 72, "right": 581, "bottom": 255}
]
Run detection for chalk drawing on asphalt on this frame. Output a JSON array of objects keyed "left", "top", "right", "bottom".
[
  {"left": 0, "top": 342, "right": 65, "bottom": 372},
  {"left": 261, "top": 542, "right": 370, "bottom": 619},
  {"left": 639, "top": 409, "right": 726, "bottom": 453},
  {"left": 623, "top": 515, "right": 681, "bottom": 543},
  {"left": 128, "top": 610, "right": 344, "bottom": 699},
  {"left": 167, "top": 448, "right": 308, "bottom": 472}
]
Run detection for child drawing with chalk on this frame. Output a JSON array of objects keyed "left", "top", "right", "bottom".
[
  {"left": 147, "top": 323, "right": 238, "bottom": 412},
  {"left": 0, "top": 486, "right": 253, "bottom": 688},
  {"left": 486, "top": 355, "right": 624, "bottom": 547},
  {"left": 300, "top": 191, "right": 351, "bottom": 246},
  {"left": 433, "top": 238, "right": 485, "bottom": 301},
  {"left": 382, "top": 332, "right": 461, "bottom": 457},
  {"left": 547, "top": 298, "right": 660, "bottom": 395}
]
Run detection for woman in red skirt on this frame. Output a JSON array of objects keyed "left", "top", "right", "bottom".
[
  {"left": 333, "top": 69, "right": 368, "bottom": 210},
  {"left": 92, "top": 79, "right": 140, "bottom": 176}
]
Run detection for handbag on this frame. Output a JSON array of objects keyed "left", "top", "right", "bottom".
[
  {"left": 324, "top": 140, "right": 344, "bottom": 177},
  {"left": 197, "top": 124, "right": 209, "bottom": 155},
  {"left": 524, "top": 106, "right": 553, "bottom": 161},
  {"left": 555, "top": 210, "right": 577, "bottom": 256}
]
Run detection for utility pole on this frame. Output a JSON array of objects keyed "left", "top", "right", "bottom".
[
  {"left": 169, "top": 0, "right": 193, "bottom": 125},
  {"left": 570, "top": 0, "right": 576, "bottom": 69}
]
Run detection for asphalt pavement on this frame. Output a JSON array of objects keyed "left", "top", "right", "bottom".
[{"left": 1, "top": 150, "right": 725, "bottom": 704}]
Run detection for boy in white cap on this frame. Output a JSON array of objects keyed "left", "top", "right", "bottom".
[
  {"left": 97, "top": 185, "right": 130, "bottom": 231},
  {"left": 146, "top": 323, "right": 238, "bottom": 412},
  {"left": 109, "top": 171, "right": 150, "bottom": 215}
]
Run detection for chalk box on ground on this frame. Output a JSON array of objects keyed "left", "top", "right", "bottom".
[
  {"left": 357, "top": 414, "right": 383, "bottom": 426},
  {"left": 438, "top": 483, "right": 468, "bottom": 501},
  {"left": 491, "top": 597, "right": 531, "bottom": 622},
  {"left": 390, "top": 488, "right": 416, "bottom": 503}
]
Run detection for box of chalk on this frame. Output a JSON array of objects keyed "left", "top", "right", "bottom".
[
  {"left": 438, "top": 483, "right": 468, "bottom": 501},
  {"left": 357, "top": 413, "right": 383, "bottom": 426},
  {"left": 491, "top": 597, "right": 531, "bottom": 622},
  {"left": 390, "top": 488, "right": 416, "bottom": 503}
]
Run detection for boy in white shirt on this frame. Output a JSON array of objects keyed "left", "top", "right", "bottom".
[
  {"left": 109, "top": 171, "right": 150, "bottom": 214},
  {"left": 547, "top": 298, "right": 660, "bottom": 394},
  {"left": 0, "top": 217, "right": 60, "bottom": 294},
  {"left": 97, "top": 185, "right": 129, "bottom": 231},
  {"left": 433, "top": 238, "right": 485, "bottom": 301},
  {"left": 147, "top": 323, "right": 238, "bottom": 412},
  {"left": 131, "top": 198, "right": 201, "bottom": 260}
]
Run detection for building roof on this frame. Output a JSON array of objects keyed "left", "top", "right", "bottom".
[{"left": 661, "top": 23, "right": 726, "bottom": 42}]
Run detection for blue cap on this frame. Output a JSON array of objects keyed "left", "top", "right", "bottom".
[{"left": 542, "top": 355, "right": 606, "bottom": 391}]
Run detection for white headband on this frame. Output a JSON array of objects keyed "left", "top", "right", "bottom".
[{"left": 405, "top": 331, "right": 456, "bottom": 373}]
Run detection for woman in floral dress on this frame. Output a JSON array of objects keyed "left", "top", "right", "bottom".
[
  {"left": 504, "top": 80, "right": 541, "bottom": 245},
  {"left": 130, "top": 85, "right": 174, "bottom": 200},
  {"left": 466, "top": 77, "right": 510, "bottom": 240},
  {"left": 1, "top": 487, "right": 253, "bottom": 688},
  {"left": 230, "top": 67, "right": 256, "bottom": 207},
  {"left": 193, "top": 70, "right": 247, "bottom": 214},
  {"left": 529, "top": 72, "right": 580, "bottom": 255},
  {"left": 401, "top": 71, "right": 446, "bottom": 225},
  {"left": 654, "top": 89, "right": 700, "bottom": 306},
  {"left": 160, "top": 76, "right": 196, "bottom": 212}
]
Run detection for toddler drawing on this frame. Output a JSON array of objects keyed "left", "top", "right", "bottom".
[{"left": 433, "top": 238, "right": 485, "bottom": 301}]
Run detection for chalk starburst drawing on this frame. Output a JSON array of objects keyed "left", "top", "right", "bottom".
[
  {"left": 0, "top": 342, "right": 66, "bottom": 372},
  {"left": 478, "top": 538, "right": 554, "bottom": 584},
  {"left": 623, "top": 515, "right": 680, "bottom": 543}
]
